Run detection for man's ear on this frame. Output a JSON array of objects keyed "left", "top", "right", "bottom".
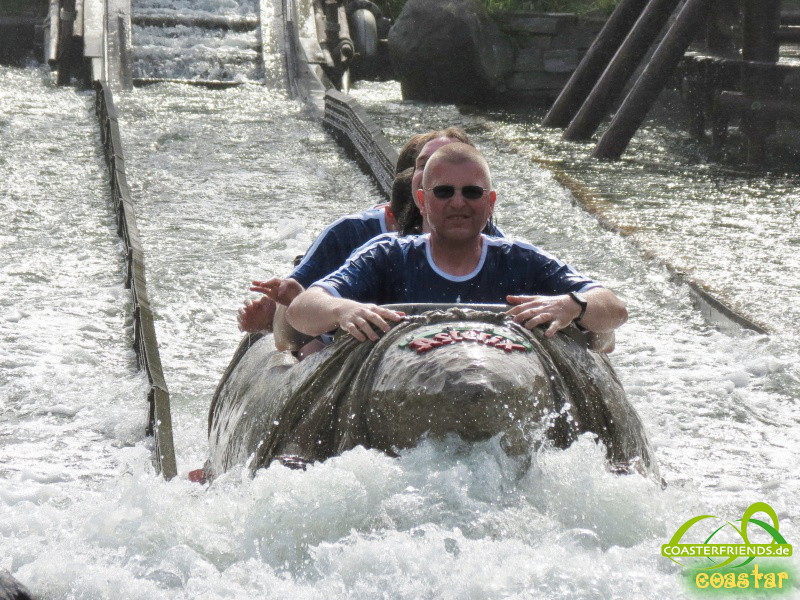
[
  {"left": 416, "top": 188, "right": 427, "bottom": 214},
  {"left": 488, "top": 190, "right": 497, "bottom": 214}
]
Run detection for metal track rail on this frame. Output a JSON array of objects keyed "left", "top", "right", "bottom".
[
  {"left": 277, "top": 0, "right": 396, "bottom": 194},
  {"left": 95, "top": 82, "right": 178, "bottom": 480},
  {"left": 323, "top": 89, "right": 397, "bottom": 197},
  {"left": 276, "top": 0, "right": 328, "bottom": 113}
]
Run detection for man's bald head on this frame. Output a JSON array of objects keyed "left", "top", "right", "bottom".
[{"left": 422, "top": 142, "right": 492, "bottom": 190}]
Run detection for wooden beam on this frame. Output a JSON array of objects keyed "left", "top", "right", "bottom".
[
  {"left": 593, "top": 0, "right": 712, "bottom": 159},
  {"left": 777, "top": 25, "right": 800, "bottom": 42},
  {"left": 781, "top": 10, "right": 800, "bottom": 25},
  {"left": 564, "top": 0, "right": 683, "bottom": 141},
  {"left": 542, "top": 0, "right": 648, "bottom": 128},
  {"left": 718, "top": 91, "right": 800, "bottom": 123}
]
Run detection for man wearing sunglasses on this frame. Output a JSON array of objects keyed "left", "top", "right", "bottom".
[
  {"left": 236, "top": 128, "right": 475, "bottom": 342},
  {"left": 286, "top": 143, "right": 627, "bottom": 343}
]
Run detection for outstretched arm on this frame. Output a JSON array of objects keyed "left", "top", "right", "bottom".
[
  {"left": 506, "top": 287, "right": 627, "bottom": 337},
  {"left": 237, "top": 295, "right": 277, "bottom": 333},
  {"left": 237, "top": 277, "right": 305, "bottom": 336},
  {"left": 250, "top": 277, "right": 305, "bottom": 305},
  {"left": 286, "top": 287, "right": 405, "bottom": 342}
]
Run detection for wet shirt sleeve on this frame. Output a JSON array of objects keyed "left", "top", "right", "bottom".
[
  {"left": 290, "top": 218, "right": 376, "bottom": 288},
  {"left": 509, "top": 243, "right": 601, "bottom": 295},
  {"left": 312, "top": 239, "right": 393, "bottom": 302}
]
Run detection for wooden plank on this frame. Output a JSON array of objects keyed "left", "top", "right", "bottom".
[
  {"left": 95, "top": 83, "right": 178, "bottom": 480},
  {"left": 82, "top": 0, "right": 104, "bottom": 58},
  {"left": 132, "top": 77, "right": 248, "bottom": 89}
]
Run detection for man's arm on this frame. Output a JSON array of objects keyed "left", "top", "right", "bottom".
[
  {"left": 286, "top": 286, "right": 404, "bottom": 342},
  {"left": 237, "top": 295, "right": 277, "bottom": 333},
  {"left": 506, "top": 287, "right": 627, "bottom": 337},
  {"left": 272, "top": 304, "right": 314, "bottom": 351},
  {"left": 237, "top": 277, "right": 305, "bottom": 333},
  {"left": 243, "top": 277, "right": 307, "bottom": 350}
]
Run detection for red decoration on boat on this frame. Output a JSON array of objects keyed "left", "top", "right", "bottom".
[
  {"left": 406, "top": 328, "right": 528, "bottom": 354},
  {"left": 188, "top": 468, "right": 208, "bottom": 484}
]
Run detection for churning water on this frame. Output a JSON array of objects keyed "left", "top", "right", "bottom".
[
  {"left": 2, "top": 3, "right": 799, "bottom": 598},
  {"left": 130, "top": 0, "right": 265, "bottom": 81}
]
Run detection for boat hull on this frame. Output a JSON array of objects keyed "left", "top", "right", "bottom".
[{"left": 205, "top": 307, "right": 659, "bottom": 480}]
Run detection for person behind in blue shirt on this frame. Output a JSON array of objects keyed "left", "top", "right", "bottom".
[
  {"left": 286, "top": 142, "right": 628, "bottom": 343},
  {"left": 237, "top": 127, "right": 477, "bottom": 346}
]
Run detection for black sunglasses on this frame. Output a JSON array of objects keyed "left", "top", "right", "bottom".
[{"left": 424, "top": 185, "right": 489, "bottom": 200}]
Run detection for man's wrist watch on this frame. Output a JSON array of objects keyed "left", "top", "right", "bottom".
[{"left": 568, "top": 291, "right": 588, "bottom": 323}]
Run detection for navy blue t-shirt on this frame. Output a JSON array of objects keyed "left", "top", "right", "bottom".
[
  {"left": 290, "top": 208, "right": 389, "bottom": 288},
  {"left": 290, "top": 207, "right": 504, "bottom": 288},
  {"left": 314, "top": 234, "right": 600, "bottom": 304}
]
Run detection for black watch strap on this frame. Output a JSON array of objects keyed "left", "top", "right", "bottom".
[{"left": 568, "top": 291, "right": 588, "bottom": 323}]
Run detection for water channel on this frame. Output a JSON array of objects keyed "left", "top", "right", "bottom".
[{"left": 1, "top": 2, "right": 799, "bottom": 597}]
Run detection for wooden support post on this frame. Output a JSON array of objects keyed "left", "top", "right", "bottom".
[
  {"left": 741, "top": 0, "right": 782, "bottom": 163},
  {"left": 593, "top": 0, "right": 712, "bottom": 160},
  {"left": 45, "top": 0, "right": 60, "bottom": 67},
  {"left": 564, "top": 0, "right": 684, "bottom": 141},
  {"left": 57, "top": 0, "right": 78, "bottom": 84},
  {"left": 542, "top": 0, "right": 647, "bottom": 128},
  {"left": 702, "top": 55, "right": 740, "bottom": 158},
  {"left": 710, "top": 100, "right": 729, "bottom": 157},
  {"left": 705, "top": 0, "right": 739, "bottom": 57},
  {"left": 683, "top": 57, "right": 707, "bottom": 139},
  {"left": 698, "top": 0, "right": 741, "bottom": 151}
]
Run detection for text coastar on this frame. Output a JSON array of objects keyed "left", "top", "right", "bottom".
[{"left": 695, "top": 565, "right": 788, "bottom": 589}]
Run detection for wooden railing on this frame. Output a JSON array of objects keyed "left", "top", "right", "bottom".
[{"left": 95, "top": 82, "right": 178, "bottom": 480}]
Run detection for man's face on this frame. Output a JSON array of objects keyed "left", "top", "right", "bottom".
[
  {"left": 411, "top": 137, "right": 460, "bottom": 207},
  {"left": 417, "top": 158, "right": 496, "bottom": 244}
]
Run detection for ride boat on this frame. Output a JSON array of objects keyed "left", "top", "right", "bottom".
[{"left": 201, "top": 304, "right": 660, "bottom": 482}]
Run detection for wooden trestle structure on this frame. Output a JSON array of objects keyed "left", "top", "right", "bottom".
[{"left": 544, "top": 0, "right": 800, "bottom": 162}]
